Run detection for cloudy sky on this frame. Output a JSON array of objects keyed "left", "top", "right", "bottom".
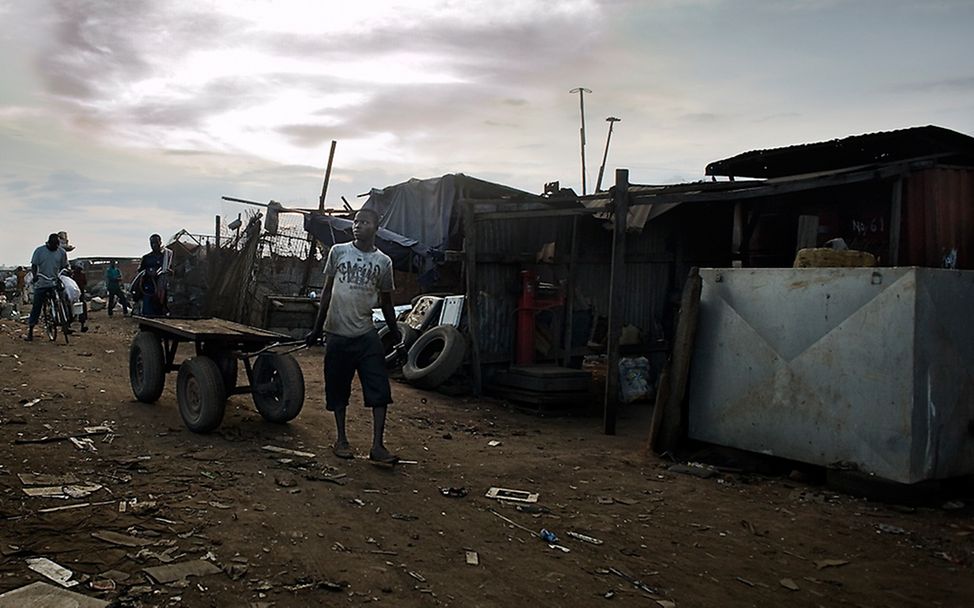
[{"left": 2, "top": 0, "right": 973, "bottom": 264}]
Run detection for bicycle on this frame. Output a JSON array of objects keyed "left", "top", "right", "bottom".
[{"left": 36, "top": 272, "right": 72, "bottom": 344}]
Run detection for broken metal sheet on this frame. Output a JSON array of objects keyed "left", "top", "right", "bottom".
[
  {"left": 91, "top": 530, "right": 154, "bottom": 547},
  {"left": 17, "top": 473, "right": 80, "bottom": 486},
  {"left": 0, "top": 581, "right": 108, "bottom": 608},
  {"left": 22, "top": 483, "right": 103, "bottom": 499},
  {"left": 142, "top": 559, "right": 221, "bottom": 584},
  {"left": 26, "top": 557, "right": 79, "bottom": 587}
]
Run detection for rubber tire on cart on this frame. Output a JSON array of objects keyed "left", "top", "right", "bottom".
[
  {"left": 252, "top": 353, "right": 305, "bottom": 423},
  {"left": 402, "top": 324, "right": 467, "bottom": 389},
  {"left": 177, "top": 356, "right": 227, "bottom": 433},
  {"left": 378, "top": 322, "right": 419, "bottom": 366},
  {"left": 130, "top": 331, "right": 166, "bottom": 403}
]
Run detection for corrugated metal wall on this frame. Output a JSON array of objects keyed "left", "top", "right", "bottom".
[
  {"left": 902, "top": 167, "right": 974, "bottom": 269},
  {"left": 470, "top": 203, "right": 733, "bottom": 364}
]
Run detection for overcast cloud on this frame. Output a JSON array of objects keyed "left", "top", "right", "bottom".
[{"left": 1, "top": 0, "right": 973, "bottom": 263}]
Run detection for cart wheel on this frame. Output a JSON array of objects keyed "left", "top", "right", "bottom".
[
  {"left": 130, "top": 331, "right": 166, "bottom": 403},
  {"left": 252, "top": 353, "right": 305, "bottom": 423},
  {"left": 177, "top": 356, "right": 227, "bottom": 433}
]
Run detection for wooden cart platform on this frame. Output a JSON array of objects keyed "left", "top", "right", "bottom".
[{"left": 128, "top": 317, "right": 306, "bottom": 433}]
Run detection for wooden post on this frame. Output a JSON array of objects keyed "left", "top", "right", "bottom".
[
  {"left": 462, "top": 201, "right": 483, "bottom": 395},
  {"left": 301, "top": 142, "right": 339, "bottom": 295},
  {"left": 603, "top": 168, "right": 629, "bottom": 435},
  {"left": 320, "top": 140, "right": 337, "bottom": 211},
  {"left": 561, "top": 215, "right": 579, "bottom": 367},
  {"left": 215, "top": 215, "right": 221, "bottom": 249},
  {"left": 888, "top": 177, "right": 903, "bottom": 266},
  {"left": 652, "top": 267, "right": 702, "bottom": 453}
]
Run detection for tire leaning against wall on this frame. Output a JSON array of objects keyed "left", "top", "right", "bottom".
[{"left": 402, "top": 324, "right": 467, "bottom": 389}]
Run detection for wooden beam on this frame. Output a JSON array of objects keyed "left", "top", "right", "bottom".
[
  {"left": 477, "top": 206, "right": 602, "bottom": 222},
  {"left": 888, "top": 177, "right": 903, "bottom": 266},
  {"left": 561, "top": 216, "right": 578, "bottom": 367},
  {"left": 653, "top": 267, "right": 702, "bottom": 453},
  {"left": 603, "top": 169, "right": 629, "bottom": 435}
]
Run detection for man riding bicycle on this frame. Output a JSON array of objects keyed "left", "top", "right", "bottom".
[{"left": 24, "top": 233, "right": 69, "bottom": 342}]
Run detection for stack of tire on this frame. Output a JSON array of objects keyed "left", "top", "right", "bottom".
[{"left": 376, "top": 296, "right": 467, "bottom": 390}]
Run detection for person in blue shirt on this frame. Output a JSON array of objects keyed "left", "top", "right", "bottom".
[
  {"left": 105, "top": 260, "right": 130, "bottom": 316},
  {"left": 24, "top": 233, "right": 68, "bottom": 342}
]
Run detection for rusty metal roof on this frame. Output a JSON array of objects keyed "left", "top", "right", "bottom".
[{"left": 705, "top": 125, "right": 974, "bottom": 179}]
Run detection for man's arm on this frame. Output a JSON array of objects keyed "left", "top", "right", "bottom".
[
  {"left": 305, "top": 275, "right": 335, "bottom": 345},
  {"left": 30, "top": 264, "right": 37, "bottom": 283},
  {"left": 379, "top": 292, "right": 401, "bottom": 344}
]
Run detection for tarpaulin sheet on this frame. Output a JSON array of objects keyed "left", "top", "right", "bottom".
[
  {"left": 361, "top": 173, "right": 535, "bottom": 251},
  {"left": 303, "top": 214, "right": 431, "bottom": 273}
]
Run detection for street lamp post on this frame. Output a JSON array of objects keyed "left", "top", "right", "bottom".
[
  {"left": 569, "top": 87, "right": 591, "bottom": 195},
  {"left": 595, "top": 116, "right": 621, "bottom": 193}
]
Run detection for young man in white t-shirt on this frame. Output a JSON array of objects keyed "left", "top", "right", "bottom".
[{"left": 306, "top": 208, "right": 402, "bottom": 465}]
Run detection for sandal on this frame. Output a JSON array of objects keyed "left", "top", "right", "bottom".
[
  {"left": 332, "top": 443, "right": 354, "bottom": 459},
  {"left": 368, "top": 450, "right": 399, "bottom": 468}
]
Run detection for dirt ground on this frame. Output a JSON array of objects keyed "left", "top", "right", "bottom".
[{"left": 0, "top": 314, "right": 972, "bottom": 608}]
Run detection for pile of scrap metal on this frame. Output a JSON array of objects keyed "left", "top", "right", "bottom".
[{"left": 376, "top": 295, "right": 467, "bottom": 390}]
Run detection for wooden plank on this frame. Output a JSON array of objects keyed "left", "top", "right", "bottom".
[
  {"left": 562, "top": 216, "right": 579, "bottom": 367},
  {"left": 603, "top": 169, "right": 629, "bottom": 435},
  {"left": 477, "top": 206, "right": 602, "bottom": 221},
  {"left": 136, "top": 317, "right": 288, "bottom": 341},
  {"left": 888, "top": 177, "right": 903, "bottom": 265},
  {"left": 645, "top": 366, "right": 671, "bottom": 454},
  {"left": 654, "top": 267, "right": 702, "bottom": 454}
]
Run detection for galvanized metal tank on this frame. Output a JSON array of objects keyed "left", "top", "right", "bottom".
[{"left": 688, "top": 267, "right": 974, "bottom": 484}]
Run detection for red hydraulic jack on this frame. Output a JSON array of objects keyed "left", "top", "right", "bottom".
[{"left": 516, "top": 270, "right": 565, "bottom": 365}]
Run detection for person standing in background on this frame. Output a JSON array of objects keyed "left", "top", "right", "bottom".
[{"left": 105, "top": 260, "right": 130, "bottom": 316}]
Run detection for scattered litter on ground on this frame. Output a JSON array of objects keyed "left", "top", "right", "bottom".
[
  {"left": 667, "top": 463, "right": 716, "bottom": 479},
  {"left": 305, "top": 472, "right": 346, "bottom": 485},
  {"left": 486, "top": 487, "right": 538, "bottom": 503},
  {"left": 489, "top": 508, "right": 539, "bottom": 538},
  {"left": 38, "top": 500, "right": 114, "bottom": 513},
  {"left": 91, "top": 530, "right": 154, "bottom": 547},
  {"left": 465, "top": 550, "right": 479, "bottom": 565},
  {"left": 69, "top": 437, "right": 97, "bottom": 451},
  {"left": 814, "top": 559, "right": 850, "bottom": 570},
  {"left": 0, "top": 581, "right": 108, "bottom": 608},
  {"left": 26, "top": 557, "right": 80, "bottom": 587},
  {"left": 440, "top": 486, "right": 468, "bottom": 498},
  {"left": 608, "top": 566, "right": 658, "bottom": 596},
  {"left": 779, "top": 578, "right": 800, "bottom": 591},
  {"left": 876, "top": 523, "right": 906, "bottom": 535},
  {"left": 567, "top": 531, "right": 604, "bottom": 545},
  {"left": 487, "top": 440, "right": 502, "bottom": 447},
  {"left": 23, "top": 483, "right": 103, "bottom": 499},
  {"left": 262, "top": 445, "right": 316, "bottom": 459},
  {"left": 143, "top": 559, "right": 222, "bottom": 584}
]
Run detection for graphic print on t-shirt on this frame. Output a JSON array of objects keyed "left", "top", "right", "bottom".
[{"left": 336, "top": 259, "right": 382, "bottom": 291}]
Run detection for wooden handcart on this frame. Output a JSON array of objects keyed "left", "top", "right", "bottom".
[{"left": 128, "top": 317, "right": 306, "bottom": 433}]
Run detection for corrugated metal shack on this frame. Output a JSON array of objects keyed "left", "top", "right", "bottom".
[{"left": 463, "top": 125, "right": 974, "bottom": 435}]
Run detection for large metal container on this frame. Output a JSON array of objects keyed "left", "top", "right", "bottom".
[{"left": 688, "top": 267, "right": 974, "bottom": 484}]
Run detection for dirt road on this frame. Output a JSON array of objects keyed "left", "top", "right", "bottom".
[{"left": 0, "top": 315, "right": 971, "bottom": 607}]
